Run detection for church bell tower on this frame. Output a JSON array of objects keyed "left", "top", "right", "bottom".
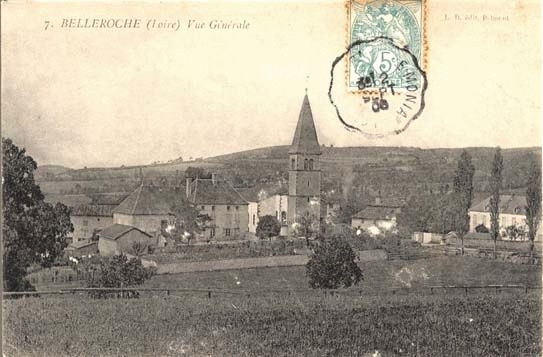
[{"left": 287, "top": 94, "right": 321, "bottom": 234}]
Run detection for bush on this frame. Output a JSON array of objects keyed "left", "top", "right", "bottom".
[
  {"left": 86, "top": 254, "right": 155, "bottom": 298},
  {"left": 475, "top": 224, "right": 490, "bottom": 233},
  {"left": 306, "top": 235, "right": 363, "bottom": 289},
  {"left": 256, "top": 215, "right": 281, "bottom": 239}
]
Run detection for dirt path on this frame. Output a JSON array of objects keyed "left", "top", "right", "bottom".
[
  {"left": 156, "top": 255, "right": 309, "bottom": 274},
  {"left": 156, "top": 249, "right": 387, "bottom": 274}
]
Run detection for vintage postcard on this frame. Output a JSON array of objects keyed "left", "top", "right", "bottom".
[{"left": 1, "top": 0, "right": 541, "bottom": 355}]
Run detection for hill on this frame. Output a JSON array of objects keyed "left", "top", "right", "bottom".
[
  {"left": 35, "top": 165, "right": 73, "bottom": 180},
  {"left": 36, "top": 146, "right": 541, "bottom": 200}
]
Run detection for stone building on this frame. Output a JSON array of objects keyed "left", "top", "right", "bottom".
[
  {"left": 112, "top": 184, "right": 184, "bottom": 236},
  {"left": 97, "top": 223, "right": 154, "bottom": 256},
  {"left": 187, "top": 174, "right": 249, "bottom": 240},
  {"left": 70, "top": 205, "right": 115, "bottom": 243},
  {"left": 287, "top": 94, "right": 322, "bottom": 235}
]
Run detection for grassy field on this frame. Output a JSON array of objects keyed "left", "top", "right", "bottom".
[
  {"left": 3, "top": 292, "right": 540, "bottom": 356},
  {"left": 6, "top": 256, "right": 542, "bottom": 356},
  {"left": 144, "top": 256, "right": 541, "bottom": 292}
]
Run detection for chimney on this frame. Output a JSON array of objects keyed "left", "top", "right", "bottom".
[
  {"left": 186, "top": 177, "right": 192, "bottom": 198},
  {"left": 212, "top": 173, "right": 217, "bottom": 185}
]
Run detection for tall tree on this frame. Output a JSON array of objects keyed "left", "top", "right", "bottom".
[
  {"left": 256, "top": 215, "right": 281, "bottom": 240},
  {"left": 452, "top": 150, "right": 475, "bottom": 255},
  {"left": 171, "top": 199, "right": 210, "bottom": 244},
  {"left": 525, "top": 157, "right": 541, "bottom": 263},
  {"left": 489, "top": 147, "right": 504, "bottom": 259},
  {"left": 3, "top": 138, "right": 73, "bottom": 291}
]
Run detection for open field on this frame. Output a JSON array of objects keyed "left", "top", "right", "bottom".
[
  {"left": 32, "top": 256, "right": 542, "bottom": 294},
  {"left": 144, "top": 256, "right": 541, "bottom": 292},
  {"left": 7, "top": 256, "right": 542, "bottom": 355},
  {"left": 3, "top": 291, "right": 540, "bottom": 356}
]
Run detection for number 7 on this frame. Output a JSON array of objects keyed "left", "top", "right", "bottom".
[{"left": 44, "top": 21, "right": 50, "bottom": 30}]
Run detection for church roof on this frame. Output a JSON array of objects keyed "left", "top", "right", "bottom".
[{"left": 289, "top": 94, "right": 321, "bottom": 155}]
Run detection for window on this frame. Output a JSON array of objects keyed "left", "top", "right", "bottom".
[
  {"left": 307, "top": 180, "right": 309, "bottom": 187},
  {"left": 291, "top": 158, "right": 295, "bottom": 170},
  {"left": 201, "top": 205, "right": 205, "bottom": 210},
  {"left": 501, "top": 216, "right": 506, "bottom": 227},
  {"left": 83, "top": 220, "right": 88, "bottom": 227},
  {"left": 281, "top": 211, "right": 287, "bottom": 224},
  {"left": 225, "top": 228, "right": 231, "bottom": 237},
  {"left": 227, "top": 206, "right": 231, "bottom": 211},
  {"left": 275, "top": 210, "right": 278, "bottom": 218},
  {"left": 309, "top": 159, "right": 314, "bottom": 170},
  {"left": 252, "top": 214, "right": 256, "bottom": 225},
  {"left": 304, "top": 158, "right": 308, "bottom": 170},
  {"left": 307, "top": 197, "right": 310, "bottom": 203},
  {"left": 211, "top": 206, "right": 215, "bottom": 211},
  {"left": 210, "top": 228, "right": 215, "bottom": 238},
  {"left": 235, "top": 206, "right": 239, "bottom": 211}
]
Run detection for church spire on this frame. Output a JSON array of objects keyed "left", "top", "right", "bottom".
[{"left": 289, "top": 94, "right": 321, "bottom": 155}]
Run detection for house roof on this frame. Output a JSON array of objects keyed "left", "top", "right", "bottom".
[
  {"left": 66, "top": 240, "right": 97, "bottom": 250},
  {"left": 98, "top": 224, "right": 151, "bottom": 240},
  {"left": 469, "top": 195, "right": 527, "bottom": 215},
  {"left": 352, "top": 205, "right": 401, "bottom": 220},
  {"left": 113, "top": 185, "right": 185, "bottom": 215},
  {"left": 288, "top": 94, "right": 321, "bottom": 155},
  {"left": 71, "top": 204, "right": 117, "bottom": 217},
  {"left": 88, "top": 192, "right": 130, "bottom": 205},
  {"left": 189, "top": 178, "right": 248, "bottom": 205}
]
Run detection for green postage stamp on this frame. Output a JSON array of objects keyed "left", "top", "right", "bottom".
[{"left": 348, "top": 0, "right": 425, "bottom": 90}]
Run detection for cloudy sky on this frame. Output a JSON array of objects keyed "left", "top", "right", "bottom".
[{"left": 2, "top": 0, "right": 540, "bottom": 168}]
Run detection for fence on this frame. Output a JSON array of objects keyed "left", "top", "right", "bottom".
[{"left": 4, "top": 284, "right": 542, "bottom": 299}]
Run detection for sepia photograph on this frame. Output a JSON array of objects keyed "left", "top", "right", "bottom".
[{"left": 1, "top": 0, "right": 541, "bottom": 355}]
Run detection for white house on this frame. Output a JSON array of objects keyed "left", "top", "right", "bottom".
[{"left": 469, "top": 194, "right": 542, "bottom": 240}]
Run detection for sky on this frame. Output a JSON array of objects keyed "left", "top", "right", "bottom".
[{"left": 1, "top": 0, "right": 541, "bottom": 168}]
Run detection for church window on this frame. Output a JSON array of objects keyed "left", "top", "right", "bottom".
[
  {"left": 309, "top": 159, "right": 314, "bottom": 170},
  {"left": 304, "top": 158, "right": 308, "bottom": 170},
  {"left": 227, "top": 206, "right": 231, "bottom": 211},
  {"left": 291, "top": 158, "right": 295, "bottom": 170}
]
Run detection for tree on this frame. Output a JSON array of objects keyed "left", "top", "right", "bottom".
[
  {"left": 396, "top": 194, "right": 437, "bottom": 234},
  {"left": 171, "top": 199, "right": 210, "bottom": 244},
  {"left": 256, "top": 215, "right": 280, "bottom": 240},
  {"left": 3, "top": 138, "right": 73, "bottom": 291},
  {"left": 293, "top": 211, "right": 319, "bottom": 246},
  {"left": 86, "top": 254, "right": 155, "bottom": 298},
  {"left": 306, "top": 235, "right": 363, "bottom": 289},
  {"left": 489, "top": 147, "right": 504, "bottom": 259},
  {"left": 475, "top": 224, "right": 490, "bottom": 233},
  {"left": 525, "top": 157, "right": 541, "bottom": 263},
  {"left": 452, "top": 150, "right": 475, "bottom": 255}
]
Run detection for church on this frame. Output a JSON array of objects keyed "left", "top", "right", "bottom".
[
  {"left": 287, "top": 93, "right": 322, "bottom": 235},
  {"left": 245, "top": 93, "right": 323, "bottom": 236}
]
